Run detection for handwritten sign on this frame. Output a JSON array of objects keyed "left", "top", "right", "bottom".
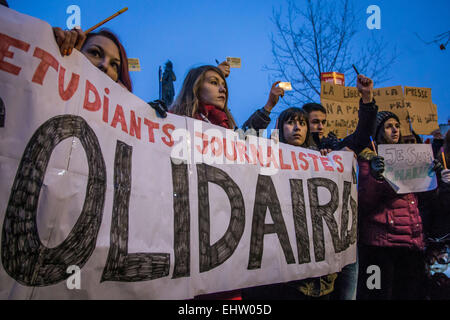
[
  {"left": 403, "top": 86, "right": 438, "bottom": 135},
  {"left": 0, "top": 7, "right": 357, "bottom": 299},
  {"left": 378, "top": 144, "right": 437, "bottom": 194},
  {"left": 321, "top": 82, "right": 359, "bottom": 138},
  {"left": 373, "top": 85, "right": 411, "bottom": 136},
  {"left": 321, "top": 83, "right": 439, "bottom": 138}
]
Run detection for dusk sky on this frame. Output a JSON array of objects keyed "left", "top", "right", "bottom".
[{"left": 8, "top": 0, "right": 450, "bottom": 132}]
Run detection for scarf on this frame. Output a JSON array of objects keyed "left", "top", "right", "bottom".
[{"left": 195, "top": 104, "right": 230, "bottom": 129}]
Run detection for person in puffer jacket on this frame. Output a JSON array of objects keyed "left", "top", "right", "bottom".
[{"left": 356, "top": 111, "right": 441, "bottom": 300}]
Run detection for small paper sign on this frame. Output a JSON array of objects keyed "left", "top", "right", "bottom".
[
  {"left": 278, "top": 82, "right": 292, "bottom": 91},
  {"left": 378, "top": 143, "right": 437, "bottom": 194},
  {"left": 128, "top": 58, "right": 141, "bottom": 72},
  {"left": 226, "top": 57, "right": 241, "bottom": 68}
]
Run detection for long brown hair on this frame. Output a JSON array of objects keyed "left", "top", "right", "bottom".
[
  {"left": 83, "top": 29, "right": 133, "bottom": 92},
  {"left": 169, "top": 65, "right": 236, "bottom": 129}
]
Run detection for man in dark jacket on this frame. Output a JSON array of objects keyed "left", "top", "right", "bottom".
[
  {"left": 301, "top": 76, "right": 377, "bottom": 300},
  {"left": 305, "top": 75, "right": 378, "bottom": 155}
]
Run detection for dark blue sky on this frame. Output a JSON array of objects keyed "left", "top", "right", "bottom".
[{"left": 8, "top": 0, "right": 450, "bottom": 130}]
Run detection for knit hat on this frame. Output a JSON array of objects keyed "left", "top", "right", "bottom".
[{"left": 375, "top": 111, "right": 400, "bottom": 139}]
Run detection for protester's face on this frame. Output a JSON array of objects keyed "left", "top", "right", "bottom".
[
  {"left": 308, "top": 111, "right": 327, "bottom": 138},
  {"left": 383, "top": 118, "right": 400, "bottom": 144},
  {"left": 81, "top": 35, "right": 121, "bottom": 82},
  {"left": 283, "top": 117, "right": 308, "bottom": 146},
  {"left": 198, "top": 70, "right": 227, "bottom": 109}
]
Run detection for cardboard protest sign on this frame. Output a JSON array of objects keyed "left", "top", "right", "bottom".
[
  {"left": 321, "top": 83, "right": 440, "bottom": 139},
  {"left": 403, "top": 86, "right": 438, "bottom": 135},
  {"left": 321, "top": 82, "right": 359, "bottom": 139},
  {"left": 378, "top": 144, "right": 437, "bottom": 194},
  {"left": 0, "top": 7, "right": 357, "bottom": 299}
]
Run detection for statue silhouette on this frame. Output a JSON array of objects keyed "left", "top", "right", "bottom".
[{"left": 162, "top": 60, "right": 176, "bottom": 107}]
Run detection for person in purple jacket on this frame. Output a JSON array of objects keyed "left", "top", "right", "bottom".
[{"left": 356, "top": 111, "right": 443, "bottom": 300}]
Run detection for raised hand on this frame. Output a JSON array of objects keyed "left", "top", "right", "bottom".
[
  {"left": 217, "top": 61, "right": 231, "bottom": 78},
  {"left": 52, "top": 27, "right": 86, "bottom": 56},
  {"left": 357, "top": 74, "right": 374, "bottom": 104},
  {"left": 264, "top": 81, "right": 285, "bottom": 112}
]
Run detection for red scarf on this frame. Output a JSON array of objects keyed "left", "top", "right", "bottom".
[{"left": 194, "top": 104, "right": 230, "bottom": 129}]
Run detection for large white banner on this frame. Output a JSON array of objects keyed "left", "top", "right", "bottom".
[{"left": 0, "top": 7, "right": 357, "bottom": 299}]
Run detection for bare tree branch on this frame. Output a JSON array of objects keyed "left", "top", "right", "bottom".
[{"left": 266, "top": 0, "right": 397, "bottom": 106}]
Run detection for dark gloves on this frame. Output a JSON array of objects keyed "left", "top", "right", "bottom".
[
  {"left": 370, "top": 156, "right": 385, "bottom": 180},
  {"left": 312, "top": 132, "right": 342, "bottom": 151},
  {"left": 148, "top": 99, "right": 168, "bottom": 118},
  {"left": 430, "top": 159, "right": 444, "bottom": 176}
]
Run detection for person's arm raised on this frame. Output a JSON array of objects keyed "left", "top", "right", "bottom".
[{"left": 357, "top": 74, "right": 374, "bottom": 104}]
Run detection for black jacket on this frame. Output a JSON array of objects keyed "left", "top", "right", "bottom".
[
  {"left": 319, "top": 99, "right": 378, "bottom": 154},
  {"left": 241, "top": 107, "right": 271, "bottom": 133},
  {"left": 340, "top": 98, "right": 378, "bottom": 154}
]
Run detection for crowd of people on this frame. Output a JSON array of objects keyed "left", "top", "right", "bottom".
[
  {"left": 2, "top": 0, "right": 449, "bottom": 299},
  {"left": 50, "top": 24, "right": 450, "bottom": 300}
]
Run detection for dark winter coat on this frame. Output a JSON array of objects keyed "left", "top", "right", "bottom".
[
  {"left": 357, "top": 159, "right": 424, "bottom": 250},
  {"left": 340, "top": 99, "right": 378, "bottom": 154}
]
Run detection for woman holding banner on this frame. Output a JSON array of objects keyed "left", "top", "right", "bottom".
[
  {"left": 52, "top": 27, "right": 133, "bottom": 92},
  {"left": 52, "top": 26, "right": 173, "bottom": 116},
  {"left": 356, "top": 111, "right": 442, "bottom": 300}
]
